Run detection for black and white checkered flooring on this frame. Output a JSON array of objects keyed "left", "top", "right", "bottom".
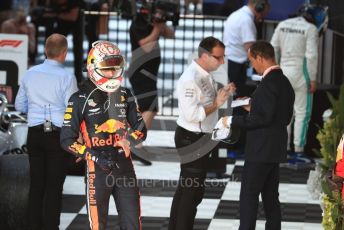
[{"left": 59, "top": 129, "right": 323, "bottom": 230}]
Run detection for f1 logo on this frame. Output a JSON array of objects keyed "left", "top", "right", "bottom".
[
  {"left": 0, "top": 60, "right": 19, "bottom": 99},
  {"left": 0, "top": 40, "right": 23, "bottom": 48}
]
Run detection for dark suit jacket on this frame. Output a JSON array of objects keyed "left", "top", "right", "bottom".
[{"left": 232, "top": 68, "right": 295, "bottom": 163}]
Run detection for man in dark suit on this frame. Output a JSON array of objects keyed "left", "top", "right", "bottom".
[{"left": 221, "top": 40, "right": 295, "bottom": 230}]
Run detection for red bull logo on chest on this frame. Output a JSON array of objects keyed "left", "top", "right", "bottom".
[{"left": 94, "top": 119, "right": 126, "bottom": 133}]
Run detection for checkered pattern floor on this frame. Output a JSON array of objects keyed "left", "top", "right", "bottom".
[{"left": 60, "top": 160, "right": 323, "bottom": 230}]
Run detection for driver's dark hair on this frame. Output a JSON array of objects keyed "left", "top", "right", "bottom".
[
  {"left": 249, "top": 40, "right": 275, "bottom": 60},
  {"left": 198, "top": 36, "right": 225, "bottom": 57},
  {"left": 299, "top": 5, "right": 316, "bottom": 24}
]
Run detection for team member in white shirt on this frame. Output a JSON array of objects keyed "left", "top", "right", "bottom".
[
  {"left": 168, "top": 36, "right": 235, "bottom": 230},
  {"left": 223, "top": 0, "right": 269, "bottom": 96}
]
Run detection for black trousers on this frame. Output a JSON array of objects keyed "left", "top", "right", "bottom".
[
  {"left": 228, "top": 59, "right": 248, "bottom": 97},
  {"left": 169, "top": 126, "right": 212, "bottom": 230},
  {"left": 239, "top": 161, "right": 281, "bottom": 230},
  {"left": 85, "top": 2, "right": 101, "bottom": 51},
  {"left": 27, "top": 127, "right": 68, "bottom": 230},
  {"left": 129, "top": 56, "right": 160, "bottom": 112}
]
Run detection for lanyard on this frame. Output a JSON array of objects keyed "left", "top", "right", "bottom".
[{"left": 44, "top": 104, "right": 52, "bottom": 121}]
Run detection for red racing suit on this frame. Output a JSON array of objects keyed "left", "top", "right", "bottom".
[{"left": 60, "top": 80, "right": 146, "bottom": 230}]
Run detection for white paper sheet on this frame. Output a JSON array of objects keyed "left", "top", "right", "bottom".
[{"left": 231, "top": 98, "right": 250, "bottom": 108}]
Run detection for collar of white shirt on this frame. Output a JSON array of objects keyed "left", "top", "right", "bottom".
[{"left": 192, "top": 60, "right": 210, "bottom": 78}]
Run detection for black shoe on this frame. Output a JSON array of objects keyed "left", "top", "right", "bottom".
[{"left": 281, "top": 152, "right": 315, "bottom": 170}]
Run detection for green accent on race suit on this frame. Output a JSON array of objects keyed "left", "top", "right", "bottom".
[{"left": 300, "top": 58, "right": 313, "bottom": 148}]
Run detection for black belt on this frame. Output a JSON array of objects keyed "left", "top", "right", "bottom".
[
  {"left": 30, "top": 124, "right": 61, "bottom": 132},
  {"left": 177, "top": 125, "right": 205, "bottom": 136}
]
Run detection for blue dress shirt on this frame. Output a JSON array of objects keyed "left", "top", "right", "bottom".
[{"left": 15, "top": 59, "right": 78, "bottom": 127}]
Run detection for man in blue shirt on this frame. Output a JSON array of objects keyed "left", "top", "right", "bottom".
[{"left": 15, "top": 33, "right": 78, "bottom": 230}]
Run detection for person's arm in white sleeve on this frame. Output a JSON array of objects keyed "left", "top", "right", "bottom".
[
  {"left": 178, "top": 81, "right": 206, "bottom": 123},
  {"left": 305, "top": 24, "right": 319, "bottom": 93},
  {"left": 241, "top": 18, "right": 257, "bottom": 52},
  {"left": 14, "top": 78, "right": 28, "bottom": 113},
  {"left": 63, "top": 74, "right": 78, "bottom": 107},
  {"left": 270, "top": 24, "right": 281, "bottom": 64}
]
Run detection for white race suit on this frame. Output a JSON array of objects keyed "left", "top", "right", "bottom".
[{"left": 271, "top": 16, "right": 318, "bottom": 152}]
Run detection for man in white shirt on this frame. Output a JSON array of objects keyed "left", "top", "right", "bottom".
[
  {"left": 223, "top": 0, "right": 269, "bottom": 96},
  {"left": 168, "top": 36, "right": 235, "bottom": 230}
]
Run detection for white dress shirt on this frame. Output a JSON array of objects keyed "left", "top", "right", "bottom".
[
  {"left": 223, "top": 5, "right": 257, "bottom": 63},
  {"left": 176, "top": 60, "right": 218, "bottom": 133}
]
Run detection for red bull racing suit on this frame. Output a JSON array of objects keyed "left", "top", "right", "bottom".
[{"left": 60, "top": 80, "right": 146, "bottom": 230}]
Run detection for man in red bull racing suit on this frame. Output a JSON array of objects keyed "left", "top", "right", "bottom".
[{"left": 60, "top": 40, "right": 147, "bottom": 230}]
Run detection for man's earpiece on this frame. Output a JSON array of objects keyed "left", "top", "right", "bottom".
[
  {"left": 253, "top": 0, "right": 267, "bottom": 13},
  {"left": 255, "top": 2, "right": 265, "bottom": 13}
]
